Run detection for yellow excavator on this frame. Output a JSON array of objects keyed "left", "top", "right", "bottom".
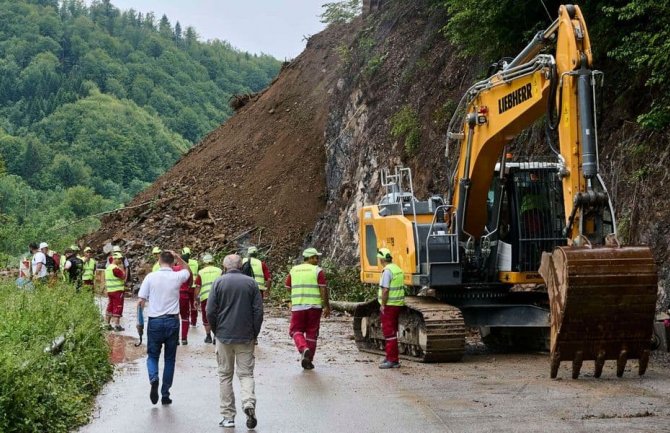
[{"left": 354, "top": 4, "right": 658, "bottom": 378}]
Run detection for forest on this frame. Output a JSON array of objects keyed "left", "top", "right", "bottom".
[{"left": 0, "top": 0, "right": 281, "bottom": 260}]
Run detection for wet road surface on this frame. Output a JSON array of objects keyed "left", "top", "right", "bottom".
[{"left": 79, "top": 305, "right": 670, "bottom": 433}]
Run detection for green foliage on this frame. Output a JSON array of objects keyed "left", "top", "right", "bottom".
[
  {"left": 335, "top": 43, "right": 352, "bottom": 66},
  {"left": 0, "top": 283, "right": 113, "bottom": 433},
  {"left": 604, "top": 0, "right": 670, "bottom": 129},
  {"left": 320, "top": 0, "right": 362, "bottom": 24},
  {"left": 364, "top": 52, "right": 387, "bottom": 78},
  {"left": 390, "top": 105, "right": 421, "bottom": 156},
  {"left": 0, "top": 0, "right": 281, "bottom": 259},
  {"left": 437, "top": 0, "right": 670, "bottom": 128}
]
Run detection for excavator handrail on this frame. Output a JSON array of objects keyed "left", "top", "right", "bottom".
[{"left": 425, "top": 204, "right": 460, "bottom": 268}]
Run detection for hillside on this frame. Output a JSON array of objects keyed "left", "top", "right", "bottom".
[
  {"left": 85, "top": 0, "right": 669, "bottom": 295},
  {"left": 0, "top": 0, "right": 280, "bottom": 258}
]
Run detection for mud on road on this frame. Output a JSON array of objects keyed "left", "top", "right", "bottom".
[{"left": 80, "top": 305, "right": 670, "bottom": 433}]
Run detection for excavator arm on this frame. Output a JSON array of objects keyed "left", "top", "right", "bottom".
[{"left": 446, "top": 5, "right": 658, "bottom": 378}]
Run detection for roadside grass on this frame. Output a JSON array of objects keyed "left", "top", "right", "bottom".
[{"left": 0, "top": 281, "right": 112, "bottom": 433}]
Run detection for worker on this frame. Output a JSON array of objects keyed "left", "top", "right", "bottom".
[
  {"left": 206, "top": 254, "right": 263, "bottom": 429},
  {"left": 242, "top": 246, "right": 272, "bottom": 299},
  {"left": 174, "top": 253, "right": 194, "bottom": 345},
  {"left": 29, "top": 242, "right": 47, "bottom": 284},
  {"left": 151, "top": 247, "right": 161, "bottom": 272},
  {"left": 81, "top": 247, "right": 97, "bottom": 289},
  {"left": 138, "top": 250, "right": 192, "bottom": 405},
  {"left": 194, "top": 253, "right": 223, "bottom": 344},
  {"left": 182, "top": 247, "right": 199, "bottom": 327},
  {"left": 285, "top": 247, "right": 330, "bottom": 370},
  {"left": 377, "top": 248, "right": 405, "bottom": 369},
  {"left": 63, "top": 249, "right": 84, "bottom": 292},
  {"left": 105, "top": 252, "right": 127, "bottom": 331}
]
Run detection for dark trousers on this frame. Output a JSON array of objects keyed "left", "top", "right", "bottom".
[
  {"left": 147, "top": 316, "right": 179, "bottom": 398},
  {"left": 381, "top": 306, "right": 402, "bottom": 363},
  {"left": 289, "top": 308, "right": 322, "bottom": 360}
]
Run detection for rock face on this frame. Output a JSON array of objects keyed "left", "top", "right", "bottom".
[{"left": 85, "top": 0, "right": 669, "bottom": 297}]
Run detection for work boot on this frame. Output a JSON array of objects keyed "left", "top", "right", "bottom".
[
  {"left": 114, "top": 325, "right": 125, "bottom": 332},
  {"left": 106, "top": 324, "right": 113, "bottom": 331},
  {"left": 150, "top": 380, "right": 159, "bottom": 405},
  {"left": 204, "top": 334, "right": 212, "bottom": 344},
  {"left": 301, "top": 349, "right": 312, "bottom": 369},
  {"left": 161, "top": 396, "right": 172, "bottom": 405},
  {"left": 244, "top": 407, "right": 257, "bottom": 429},
  {"left": 379, "top": 360, "right": 401, "bottom": 369},
  {"left": 180, "top": 339, "right": 188, "bottom": 346}
]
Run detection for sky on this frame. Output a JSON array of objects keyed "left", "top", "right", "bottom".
[{"left": 100, "top": 0, "right": 328, "bottom": 59}]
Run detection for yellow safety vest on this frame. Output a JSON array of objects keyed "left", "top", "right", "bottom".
[
  {"left": 188, "top": 259, "right": 199, "bottom": 287},
  {"left": 105, "top": 264, "right": 125, "bottom": 293},
  {"left": 198, "top": 266, "right": 222, "bottom": 301},
  {"left": 289, "top": 263, "right": 322, "bottom": 307},
  {"left": 378, "top": 263, "right": 405, "bottom": 306},
  {"left": 152, "top": 261, "right": 160, "bottom": 272},
  {"left": 243, "top": 257, "right": 266, "bottom": 289},
  {"left": 82, "top": 259, "right": 97, "bottom": 281}
]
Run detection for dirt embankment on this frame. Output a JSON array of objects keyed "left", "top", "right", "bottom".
[{"left": 83, "top": 21, "right": 361, "bottom": 282}]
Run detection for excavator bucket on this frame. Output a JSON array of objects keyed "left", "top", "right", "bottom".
[{"left": 540, "top": 245, "right": 657, "bottom": 379}]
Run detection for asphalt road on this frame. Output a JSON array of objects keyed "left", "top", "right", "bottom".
[{"left": 78, "top": 305, "right": 670, "bottom": 433}]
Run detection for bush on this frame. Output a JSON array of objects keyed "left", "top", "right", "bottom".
[
  {"left": 0, "top": 282, "right": 113, "bottom": 433},
  {"left": 390, "top": 105, "right": 421, "bottom": 156}
]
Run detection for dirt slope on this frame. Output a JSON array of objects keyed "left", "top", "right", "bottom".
[{"left": 83, "top": 21, "right": 360, "bottom": 276}]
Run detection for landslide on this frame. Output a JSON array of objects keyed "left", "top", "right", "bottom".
[{"left": 83, "top": 21, "right": 361, "bottom": 278}]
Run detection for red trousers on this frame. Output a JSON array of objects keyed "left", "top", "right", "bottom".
[
  {"left": 381, "top": 305, "right": 402, "bottom": 363},
  {"left": 189, "top": 289, "right": 197, "bottom": 326},
  {"left": 200, "top": 299, "right": 209, "bottom": 326},
  {"left": 179, "top": 293, "right": 190, "bottom": 340},
  {"left": 106, "top": 291, "right": 124, "bottom": 317},
  {"left": 289, "top": 308, "right": 321, "bottom": 360}
]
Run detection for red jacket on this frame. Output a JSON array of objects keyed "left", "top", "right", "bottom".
[{"left": 173, "top": 264, "right": 193, "bottom": 294}]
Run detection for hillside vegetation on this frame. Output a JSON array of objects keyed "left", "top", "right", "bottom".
[{"left": 0, "top": 0, "right": 280, "bottom": 259}]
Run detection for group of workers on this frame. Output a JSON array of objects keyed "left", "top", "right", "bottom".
[
  {"left": 24, "top": 238, "right": 406, "bottom": 428},
  {"left": 22, "top": 242, "right": 99, "bottom": 290}
]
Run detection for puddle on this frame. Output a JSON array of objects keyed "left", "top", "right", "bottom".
[{"left": 107, "top": 333, "right": 146, "bottom": 364}]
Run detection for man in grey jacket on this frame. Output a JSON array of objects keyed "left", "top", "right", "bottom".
[{"left": 207, "top": 254, "right": 263, "bottom": 429}]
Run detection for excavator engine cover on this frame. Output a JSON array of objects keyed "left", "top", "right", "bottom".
[{"left": 540, "top": 245, "right": 657, "bottom": 379}]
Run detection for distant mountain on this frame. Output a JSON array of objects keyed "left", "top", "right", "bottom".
[{"left": 0, "top": 0, "right": 280, "bottom": 258}]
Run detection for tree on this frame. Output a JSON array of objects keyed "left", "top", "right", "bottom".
[{"left": 319, "top": 0, "right": 361, "bottom": 24}]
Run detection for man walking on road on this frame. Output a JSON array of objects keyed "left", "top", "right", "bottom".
[
  {"left": 285, "top": 247, "right": 330, "bottom": 370},
  {"left": 105, "top": 252, "right": 127, "bottom": 331},
  {"left": 207, "top": 254, "right": 263, "bottom": 429},
  {"left": 138, "top": 250, "right": 192, "bottom": 405},
  {"left": 194, "top": 253, "right": 222, "bottom": 344},
  {"left": 182, "top": 247, "right": 199, "bottom": 327},
  {"left": 377, "top": 248, "right": 405, "bottom": 369}
]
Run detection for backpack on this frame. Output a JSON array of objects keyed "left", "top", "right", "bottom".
[
  {"left": 67, "top": 257, "right": 83, "bottom": 282},
  {"left": 240, "top": 259, "right": 255, "bottom": 279},
  {"left": 45, "top": 254, "right": 60, "bottom": 273}
]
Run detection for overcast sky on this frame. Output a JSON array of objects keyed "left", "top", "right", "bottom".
[{"left": 101, "top": 0, "right": 327, "bottom": 59}]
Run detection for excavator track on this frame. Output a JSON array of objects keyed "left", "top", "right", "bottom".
[
  {"left": 539, "top": 245, "right": 658, "bottom": 379},
  {"left": 353, "top": 296, "right": 466, "bottom": 362}
]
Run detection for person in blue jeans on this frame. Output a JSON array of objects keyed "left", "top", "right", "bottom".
[{"left": 138, "top": 250, "right": 192, "bottom": 405}]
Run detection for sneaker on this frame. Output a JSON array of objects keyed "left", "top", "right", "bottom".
[
  {"left": 150, "top": 380, "right": 159, "bottom": 405},
  {"left": 304, "top": 361, "right": 315, "bottom": 370},
  {"left": 180, "top": 340, "right": 188, "bottom": 346},
  {"left": 379, "top": 360, "right": 401, "bottom": 369},
  {"left": 106, "top": 324, "right": 113, "bottom": 331},
  {"left": 300, "top": 349, "right": 311, "bottom": 369},
  {"left": 204, "top": 334, "right": 212, "bottom": 344},
  {"left": 219, "top": 418, "right": 235, "bottom": 428},
  {"left": 244, "top": 407, "right": 257, "bottom": 429},
  {"left": 254, "top": 338, "right": 258, "bottom": 345},
  {"left": 161, "top": 397, "right": 172, "bottom": 405},
  {"left": 114, "top": 325, "right": 125, "bottom": 332}
]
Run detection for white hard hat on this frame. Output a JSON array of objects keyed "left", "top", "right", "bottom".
[
  {"left": 39, "top": 242, "right": 49, "bottom": 249},
  {"left": 202, "top": 253, "right": 214, "bottom": 264}
]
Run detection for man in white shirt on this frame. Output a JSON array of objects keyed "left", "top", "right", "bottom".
[
  {"left": 138, "top": 250, "right": 192, "bottom": 406},
  {"left": 29, "top": 243, "right": 47, "bottom": 281}
]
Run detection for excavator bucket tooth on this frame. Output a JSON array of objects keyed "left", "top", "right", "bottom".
[
  {"left": 594, "top": 350, "right": 606, "bottom": 378},
  {"left": 539, "top": 245, "right": 657, "bottom": 379},
  {"left": 572, "top": 350, "right": 583, "bottom": 379},
  {"left": 639, "top": 349, "right": 650, "bottom": 376}
]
